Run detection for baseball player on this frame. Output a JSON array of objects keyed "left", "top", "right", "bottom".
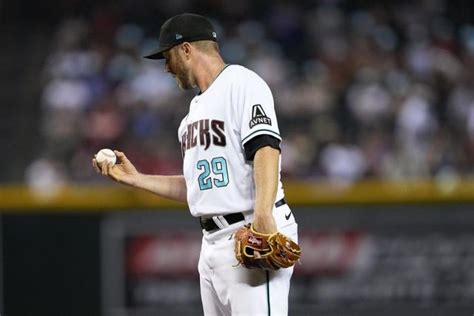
[{"left": 93, "top": 13, "right": 299, "bottom": 316}]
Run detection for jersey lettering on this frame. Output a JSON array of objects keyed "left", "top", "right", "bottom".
[
  {"left": 181, "top": 119, "right": 226, "bottom": 155},
  {"left": 189, "top": 121, "right": 199, "bottom": 148},
  {"left": 199, "top": 119, "right": 211, "bottom": 150},
  {"left": 211, "top": 120, "right": 226, "bottom": 146},
  {"left": 181, "top": 133, "right": 187, "bottom": 157},
  {"left": 186, "top": 124, "right": 192, "bottom": 150}
]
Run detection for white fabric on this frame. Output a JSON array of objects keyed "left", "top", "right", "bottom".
[
  {"left": 177, "top": 64, "right": 297, "bottom": 316},
  {"left": 199, "top": 204, "right": 298, "bottom": 316},
  {"left": 178, "top": 65, "right": 284, "bottom": 217}
]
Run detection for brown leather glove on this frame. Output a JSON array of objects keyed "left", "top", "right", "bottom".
[{"left": 234, "top": 223, "right": 301, "bottom": 270}]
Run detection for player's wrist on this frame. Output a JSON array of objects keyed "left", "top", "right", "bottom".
[
  {"left": 252, "top": 212, "right": 277, "bottom": 233},
  {"left": 121, "top": 171, "right": 142, "bottom": 187},
  {"left": 253, "top": 208, "right": 274, "bottom": 219}
]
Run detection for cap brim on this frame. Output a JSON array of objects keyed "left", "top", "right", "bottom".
[{"left": 143, "top": 46, "right": 170, "bottom": 59}]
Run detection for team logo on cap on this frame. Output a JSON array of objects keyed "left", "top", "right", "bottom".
[
  {"left": 212, "top": 31, "right": 217, "bottom": 38},
  {"left": 176, "top": 33, "right": 183, "bottom": 40},
  {"left": 249, "top": 104, "right": 271, "bottom": 128}
]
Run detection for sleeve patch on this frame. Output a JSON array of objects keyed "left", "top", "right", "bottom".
[{"left": 249, "top": 104, "right": 272, "bottom": 128}]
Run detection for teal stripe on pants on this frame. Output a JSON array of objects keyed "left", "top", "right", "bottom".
[{"left": 266, "top": 271, "right": 271, "bottom": 316}]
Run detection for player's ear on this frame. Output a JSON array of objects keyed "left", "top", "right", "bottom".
[{"left": 181, "top": 42, "right": 192, "bottom": 59}]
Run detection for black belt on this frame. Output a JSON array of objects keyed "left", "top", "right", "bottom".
[{"left": 200, "top": 198, "right": 287, "bottom": 232}]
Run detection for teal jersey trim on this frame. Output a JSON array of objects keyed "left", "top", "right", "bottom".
[{"left": 266, "top": 271, "right": 271, "bottom": 316}]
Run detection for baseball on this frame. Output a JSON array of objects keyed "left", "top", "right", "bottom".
[{"left": 95, "top": 148, "right": 117, "bottom": 165}]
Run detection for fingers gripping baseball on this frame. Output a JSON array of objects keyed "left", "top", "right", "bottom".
[{"left": 92, "top": 150, "right": 139, "bottom": 184}]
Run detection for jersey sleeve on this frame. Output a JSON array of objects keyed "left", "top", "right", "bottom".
[
  {"left": 239, "top": 73, "right": 281, "bottom": 146},
  {"left": 243, "top": 134, "right": 281, "bottom": 161}
]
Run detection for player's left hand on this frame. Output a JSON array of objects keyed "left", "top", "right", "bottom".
[
  {"left": 252, "top": 213, "right": 277, "bottom": 235},
  {"left": 234, "top": 223, "right": 301, "bottom": 270}
]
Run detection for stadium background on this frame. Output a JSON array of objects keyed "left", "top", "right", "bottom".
[{"left": 1, "top": 0, "right": 474, "bottom": 315}]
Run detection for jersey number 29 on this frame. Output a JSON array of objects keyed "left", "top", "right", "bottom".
[{"left": 197, "top": 157, "right": 229, "bottom": 190}]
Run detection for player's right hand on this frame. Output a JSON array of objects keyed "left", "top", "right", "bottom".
[{"left": 92, "top": 150, "right": 139, "bottom": 185}]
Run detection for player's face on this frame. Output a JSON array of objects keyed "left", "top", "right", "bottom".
[{"left": 163, "top": 46, "right": 195, "bottom": 90}]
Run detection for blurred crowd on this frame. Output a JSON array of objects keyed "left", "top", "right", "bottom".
[{"left": 27, "top": 0, "right": 474, "bottom": 187}]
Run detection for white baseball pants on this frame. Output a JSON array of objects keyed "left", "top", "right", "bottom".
[{"left": 198, "top": 204, "right": 298, "bottom": 316}]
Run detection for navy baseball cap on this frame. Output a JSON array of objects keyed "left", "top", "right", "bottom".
[{"left": 144, "top": 13, "right": 217, "bottom": 59}]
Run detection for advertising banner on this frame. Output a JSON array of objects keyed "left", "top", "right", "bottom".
[{"left": 101, "top": 206, "right": 474, "bottom": 316}]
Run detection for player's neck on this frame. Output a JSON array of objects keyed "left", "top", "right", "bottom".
[{"left": 194, "top": 55, "right": 226, "bottom": 93}]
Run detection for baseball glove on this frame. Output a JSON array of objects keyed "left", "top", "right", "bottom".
[{"left": 234, "top": 223, "right": 301, "bottom": 270}]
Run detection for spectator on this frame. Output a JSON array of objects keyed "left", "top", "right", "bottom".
[{"left": 31, "top": 0, "right": 474, "bottom": 183}]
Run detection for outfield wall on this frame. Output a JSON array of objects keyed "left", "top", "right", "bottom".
[{"left": 1, "top": 182, "right": 473, "bottom": 315}]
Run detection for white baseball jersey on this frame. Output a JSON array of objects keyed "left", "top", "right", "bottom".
[{"left": 178, "top": 64, "right": 285, "bottom": 217}]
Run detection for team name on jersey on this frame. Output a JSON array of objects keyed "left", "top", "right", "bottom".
[{"left": 181, "top": 119, "right": 226, "bottom": 155}]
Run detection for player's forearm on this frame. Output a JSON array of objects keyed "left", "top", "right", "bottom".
[
  {"left": 253, "top": 146, "right": 279, "bottom": 220},
  {"left": 130, "top": 174, "right": 187, "bottom": 202}
]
